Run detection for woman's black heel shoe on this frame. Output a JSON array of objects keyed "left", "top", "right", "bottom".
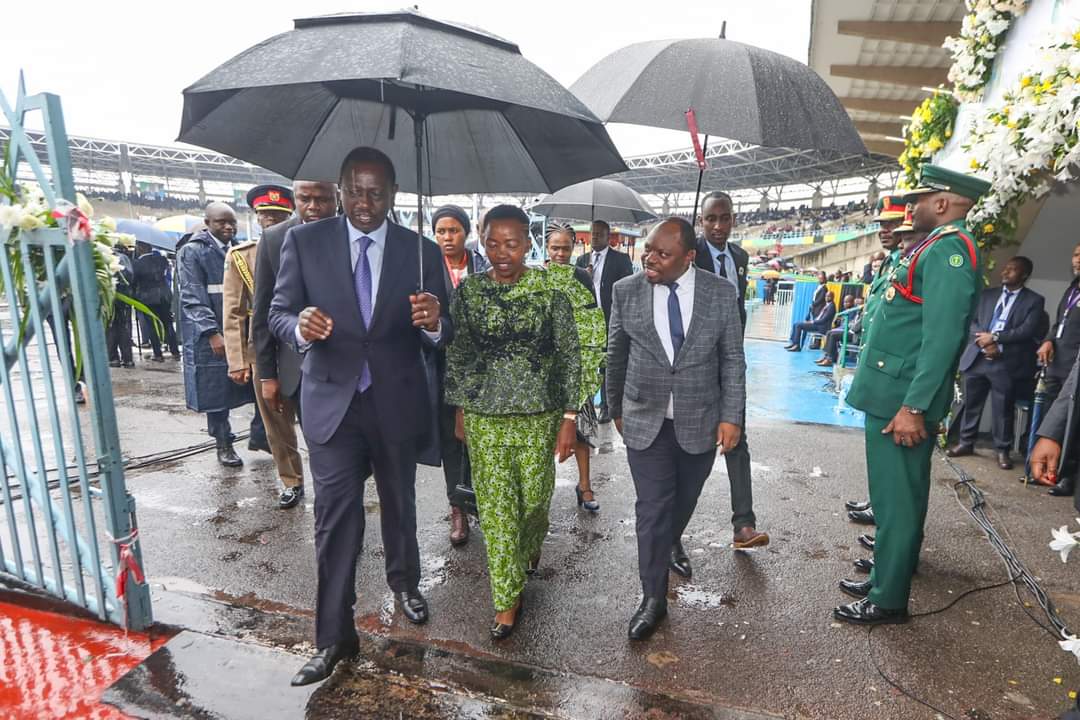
[
  {"left": 490, "top": 596, "right": 524, "bottom": 640},
  {"left": 576, "top": 487, "right": 600, "bottom": 514}
]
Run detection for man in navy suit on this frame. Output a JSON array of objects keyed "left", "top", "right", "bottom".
[
  {"left": 786, "top": 291, "right": 836, "bottom": 351},
  {"left": 576, "top": 220, "right": 634, "bottom": 422},
  {"left": 947, "top": 256, "right": 1044, "bottom": 469},
  {"left": 269, "top": 147, "right": 451, "bottom": 686}
]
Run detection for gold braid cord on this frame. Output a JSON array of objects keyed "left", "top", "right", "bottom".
[{"left": 232, "top": 251, "right": 256, "bottom": 315}]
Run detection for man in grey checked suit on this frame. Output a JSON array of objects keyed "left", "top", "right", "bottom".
[{"left": 607, "top": 217, "right": 747, "bottom": 640}]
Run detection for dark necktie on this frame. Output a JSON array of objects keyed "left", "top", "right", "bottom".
[
  {"left": 355, "top": 235, "right": 373, "bottom": 392},
  {"left": 667, "top": 282, "right": 684, "bottom": 359},
  {"left": 715, "top": 251, "right": 727, "bottom": 279}
]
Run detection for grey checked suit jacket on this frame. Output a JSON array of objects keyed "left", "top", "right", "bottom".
[{"left": 606, "top": 267, "right": 746, "bottom": 454}]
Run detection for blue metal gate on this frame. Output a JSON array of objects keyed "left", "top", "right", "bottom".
[{"left": 0, "top": 76, "right": 152, "bottom": 630}]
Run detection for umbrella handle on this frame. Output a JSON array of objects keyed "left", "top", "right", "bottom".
[{"left": 690, "top": 135, "right": 710, "bottom": 228}]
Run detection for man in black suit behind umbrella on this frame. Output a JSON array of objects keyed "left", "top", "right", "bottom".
[
  {"left": 577, "top": 219, "right": 634, "bottom": 423},
  {"left": 692, "top": 191, "right": 770, "bottom": 567}
]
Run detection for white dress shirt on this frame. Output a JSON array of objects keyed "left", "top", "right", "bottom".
[
  {"left": 988, "top": 286, "right": 1019, "bottom": 355},
  {"left": 652, "top": 265, "right": 696, "bottom": 419},
  {"left": 709, "top": 242, "right": 737, "bottom": 288},
  {"left": 295, "top": 218, "right": 440, "bottom": 346},
  {"left": 591, "top": 246, "right": 609, "bottom": 305}
]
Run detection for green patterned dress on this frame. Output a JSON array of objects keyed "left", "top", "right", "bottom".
[{"left": 445, "top": 267, "right": 581, "bottom": 611}]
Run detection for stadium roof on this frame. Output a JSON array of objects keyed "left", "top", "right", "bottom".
[
  {"left": 809, "top": 0, "right": 964, "bottom": 157},
  {"left": 2, "top": 125, "right": 898, "bottom": 197},
  {"left": 611, "top": 138, "right": 897, "bottom": 195}
]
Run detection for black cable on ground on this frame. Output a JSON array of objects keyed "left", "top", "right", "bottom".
[
  {"left": 863, "top": 450, "right": 1073, "bottom": 718},
  {"left": 0, "top": 429, "right": 251, "bottom": 504}
]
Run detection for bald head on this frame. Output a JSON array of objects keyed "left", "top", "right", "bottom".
[
  {"left": 292, "top": 180, "right": 338, "bottom": 224},
  {"left": 205, "top": 202, "right": 237, "bottom": 243},
  {"left": 910, "top": 191, "right": 974, "bottom": 233}
]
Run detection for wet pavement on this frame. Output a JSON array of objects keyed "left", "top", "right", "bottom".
[{"left": 14, "top": 340, "right": 1080, "bottom": 718}]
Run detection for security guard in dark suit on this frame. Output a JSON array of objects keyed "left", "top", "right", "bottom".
[{"left": 834, "top": 164, "right": 989, "bottom": 625}]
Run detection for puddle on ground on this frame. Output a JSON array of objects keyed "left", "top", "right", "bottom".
[
  {"left": 674, "top": 585, "right": 735, "bottom": 609},
  {"left": 418, "top": 555, "right": 448, "bottom": 594}
]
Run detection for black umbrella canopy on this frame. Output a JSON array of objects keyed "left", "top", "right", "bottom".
[
  {"left": 178, "top": 9, "right": 627, "bottom": 193},
  {"left": 571, "top": 38, "right": 866, "bottom": 155},
  {"left": 531, "top": 179, "right": 658, "bottom": 224}
]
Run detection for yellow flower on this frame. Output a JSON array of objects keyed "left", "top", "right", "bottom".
[
  {"left": 1073, "top": 30, "right": 1080, "bottom": 44},
  {"left": 983, "top": 223, "right": 995, "bottom": 234},
  {"left": 1021, "top": 76, "right": 1032, "bottom": 87},
  {"left": 970, "top": 158, "right": 981, "bottom": 169},
  {"left": 927, "top": 137, "right": 944, "bottom": 152},
  {"left": 945, "top": 129, "right": 952, "bottom": 138}
]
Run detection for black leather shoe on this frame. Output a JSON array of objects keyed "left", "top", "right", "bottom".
[
  {"left": 248, "top": 437, "right": 272, "bottom": 453},
  {"left": 1049, "top": 475, "right": 1076, "bottom": 496},
  {"left": 490, "top": 596, "right": 523, "bottom": 640},
  {"left": 847, "top": 508, "right": 875, "bottom": 525},
  {"left": 857, "top": 533, "right": 875, "bottom": 551},
  {"left": 997, "top": 451, "right": 1014, "bottom": 470},
  {"left": 844, "top": 499, "right": 870, "bottom": 512},
  {"left": 853, "top": 557, "right": 874, "bottom": 573},
  {"left": 945, "top": 443, "right": 974, "bottom": 458},
  {"left": 838, "top": 578, "right": 872, "bottom": 599},
  {"left": 628, "top": 597, "right": 668, "bottom": 641},
  {"left": 669, "top": 542, "right": 692, "bottom": 579},
  {"left": 216, "top": 441, "right": 243, "bottom": 468},
  {"left": 833, "top": 597, "right": 908, "bottom": 626},
  {"left": 394, "top": 589, "right": 429, "bottom": 624},
  {"left": 278, "top": 486, "right": 304, "bottom": 509},
  {"left": 290, "top": 638, "right": 359, "bottom": 686}
]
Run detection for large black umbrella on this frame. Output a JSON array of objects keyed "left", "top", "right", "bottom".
[
  {"left": 178, "top": 10, "right": 627, "bottom": 244},
  {"left": 571, "top": 36, "right": 866, "bottom": 222},
  {"left": 530, "top": 178, "right": 658, "bottom": 224}
]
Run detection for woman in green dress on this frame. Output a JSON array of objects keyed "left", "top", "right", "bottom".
[
  {"left": 445, "top": 205, "right": 580, "bottom": 639},
  {"left": 544, "top": 222, "right": 607, "bottom": 512}
]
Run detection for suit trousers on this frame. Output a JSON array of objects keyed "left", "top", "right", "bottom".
[
  {"left": 252, "top": 365, "right": 304, "bottom": 488},
  {"left": 722, "top": 419, "right": 757, "bottom": 531},
  {"left": 958, "top": 359, "right": 1017, "bottom": 450},
  {"left": 307, "top": 390, "right": 421, "bottom": 649},
  {"left": 106, "top": 301, "right": 133, "bottom": 364},
  {"left": 865, "top": 413, "right": 934, "bottom": 610},
  {"left": 438, "top": 401, "right": 471, "bottom": 507},
  {"left": 145, "top": 301, "right": 179, "bottom": 357},
  {"left": 627, "top": 419, "right": 717, "bottom": 598}
]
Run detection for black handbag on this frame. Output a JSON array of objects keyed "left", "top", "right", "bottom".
[{"left": 451, "top": 451, "right": 478, "bottom": 517}]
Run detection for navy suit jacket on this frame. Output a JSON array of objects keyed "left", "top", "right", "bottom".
[
  {"left": 576, "top": 248, "right": 634, "bottom": 324},
  {"left": 269, "top": 216, "right": 452, "bottom": 445},
  {"left": 694, "top": 237, "right": 749, "bottom": 329},
  {"left": 958, "top": 285, "right": 1045, "bottom": 378}
]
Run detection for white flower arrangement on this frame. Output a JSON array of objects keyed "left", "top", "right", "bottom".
[
  {"left": 1051, "top": 522, "right": 1080, "bottom": 664},
  {"left": 944, "top": 0, "right": 1030, "bottom": 102},
  {"left": 965, "top": 27, "right": 1080, "bottom": 248}
]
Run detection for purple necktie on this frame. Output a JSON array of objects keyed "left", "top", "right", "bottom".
[{"left": 355, "top": 235, "right": 373, "bottom": 393}]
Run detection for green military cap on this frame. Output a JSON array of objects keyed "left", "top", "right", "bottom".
[
  {"left": 900, "top": 163, "right": 991, "bottom": 203},
  {"left": 892, "top": 204, "right": 915, "bottom": 234},
  {"left": 873, "top": 194, "right": 907, "bottom": 222}
]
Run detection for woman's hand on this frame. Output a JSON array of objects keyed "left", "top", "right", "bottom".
[
  {"left": 454, "top": 407, "right": 466, "bottom": 444},
  {"left": 556, "top": 418, "right": 576, "bottom": 463}
]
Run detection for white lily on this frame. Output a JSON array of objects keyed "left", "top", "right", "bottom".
[{"left": 1050, "top": 525, "right": 1080, "bottom": 563}]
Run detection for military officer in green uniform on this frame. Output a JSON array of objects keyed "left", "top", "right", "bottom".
[
  {"left": 843, "top": 195, "right": 911, "bottom": 531},
  {"left": 834, "top": 164, "right": 990, "bottom": 625}
]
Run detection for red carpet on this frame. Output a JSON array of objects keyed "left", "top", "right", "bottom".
[{"left": 0, "top": 600, "right": 169, "bottom": 719}]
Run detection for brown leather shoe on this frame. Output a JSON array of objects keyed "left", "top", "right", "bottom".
[
  {"left": 733, "top": 526, "right": 770, "bottom": 549},
  {"left": 450, "top": 506, "right": 469, "bottom": 547}
]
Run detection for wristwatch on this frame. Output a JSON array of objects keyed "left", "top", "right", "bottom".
[
  {"left": 902, "top": 405, "right": 924, "bottom": 415},
  {"left": 991, "top": 332, "right": 1000, "bottom": 343}
]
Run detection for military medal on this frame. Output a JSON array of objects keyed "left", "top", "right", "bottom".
[{"left": 885, "top": 286, "right": 896, "bottom": 302}]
